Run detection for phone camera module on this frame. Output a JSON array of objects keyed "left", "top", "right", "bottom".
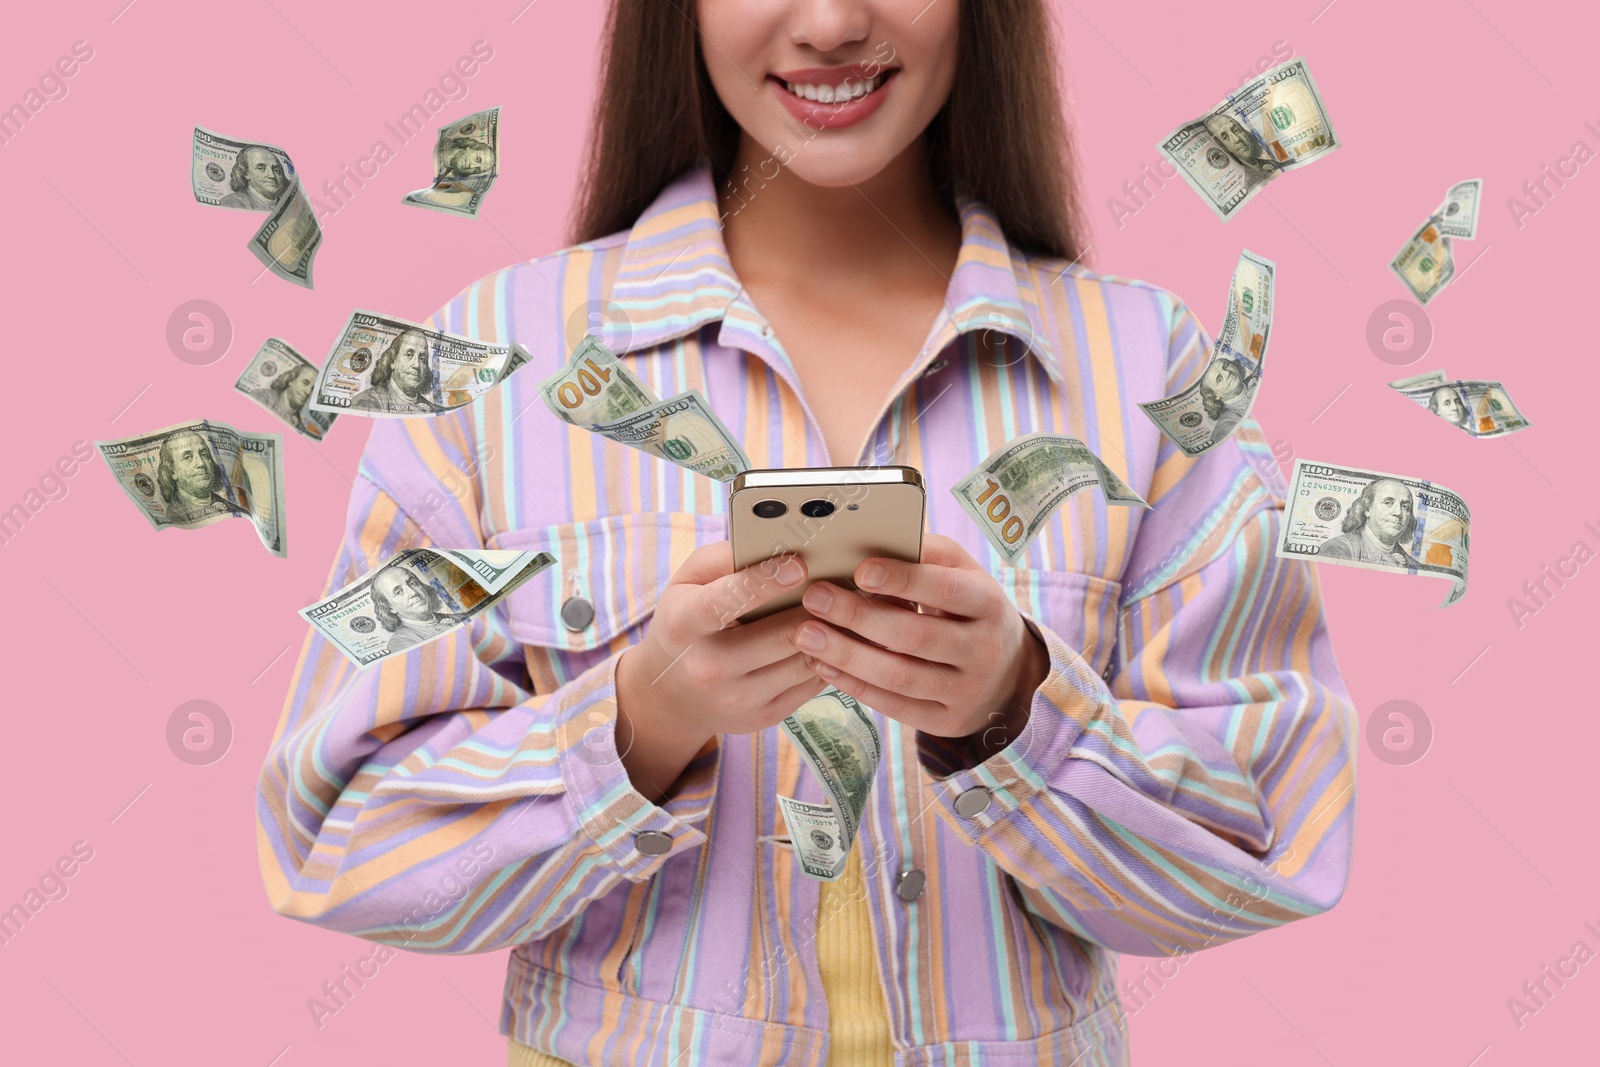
[
  {"left": 752, "top": 499, "right": 787, "bottom": 519},
  {"left": 800, "top": 499, "right": 836, "bottom": 519}
]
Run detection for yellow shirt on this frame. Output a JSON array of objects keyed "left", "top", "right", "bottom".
[{"left": 508, "top": 843, "right": 894, "bottom": 1066}]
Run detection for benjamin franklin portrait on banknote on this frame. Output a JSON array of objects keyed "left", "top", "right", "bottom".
[
  {"left": 370, "top": 563, "right": 468, "bottom": 653},
  {"left": 218, "top": 145, "right": 288, "bottom": 210},
  {"left": 158, "top": 429, "right": 243, "bottom": 524},
  {"left": 254, "top": 365, "right": 319, "bottom": 425},
  {"left": 1203, "top": 113, "right": 1280, "bottom": 175},
  {"left": 1427, "top": 385, "right": 1471, "bottom": 430},
  {"left": 349, "top": 328, "right": 443, "bottom": 414},
  {"left": 1318, "top": 478, "right": 1421, "bottom": 567}
]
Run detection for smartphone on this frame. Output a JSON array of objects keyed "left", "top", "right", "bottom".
[{"left": 728, "top": 466, "right": 925, "bottom": 623}]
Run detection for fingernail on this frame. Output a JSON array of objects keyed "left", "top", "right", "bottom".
[
  {"left": 776, "top": 558, "right": 804, "bottom": 585},
  {"left": 796, "top": 625, "right": 826, "bottom": 652},
  {"left": 814, "top": 661, "right": 839, "bottom": 680},
  {"left": 858, "top": 562, "right": 887, "bottom": 589},
  {"left": 803, "top": 583, "right": 833, "bottom": 612}
]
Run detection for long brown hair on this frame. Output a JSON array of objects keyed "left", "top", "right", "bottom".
[{"left": 569, "top": 0, "right": 1087, "bottom": 262}]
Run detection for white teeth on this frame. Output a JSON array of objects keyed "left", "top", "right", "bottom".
[{"left": 782, "top": 73, "right": 884, "bottom": 104}]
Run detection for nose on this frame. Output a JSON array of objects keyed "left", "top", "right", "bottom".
[{"left": 787, "top": 0, "right": 870, "bottom": 54}]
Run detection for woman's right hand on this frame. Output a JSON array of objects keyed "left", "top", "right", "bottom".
[{"left": 616, "top": 542, "right": 829, "bottom": 749}]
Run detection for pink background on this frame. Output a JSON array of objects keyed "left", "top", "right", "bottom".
[{"left": 2, "top": 0, "right": 1595, "bottom": 1063}]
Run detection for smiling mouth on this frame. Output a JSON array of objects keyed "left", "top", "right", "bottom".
[{"left": 774, "top": 69, "right": 896, "bottom": 105}]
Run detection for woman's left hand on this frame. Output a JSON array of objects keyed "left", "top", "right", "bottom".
[{"left": 792, "top": 533, "right": 1050, "bottom": 747}]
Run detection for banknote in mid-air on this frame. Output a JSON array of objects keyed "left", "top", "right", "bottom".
[
  {"left": 1276, "top": 459, "right": 1470, "bottom": 606},
  {"left": 234, "top": 338, "right": 337, "bottom": 441},
  {"left": 96, "top": 419, "right": 287, "bottom": 557},
  {"left": 191, "top": 126, "right": 295, "bottom": 210},
  {"left": 1389, "top": 178, "right": 1482, "bottom": 304},
  {"left": 1158, "top": 57, "right": 1339, "bottom": 221},
  {"left": 247, "top": 178, "right": 322, "bottom": 290},
  {"left": 539, "top": 336, "right": 751, "bottom": 482},
  {"left": 301, "top": 549, "right": 555, "bottom": 668},
  {"left": 777, "top": 687, "right": 883, "bottom": 881},
  {"left": 401, "top": 107, "right": 501, "bottom": 218},
  {"left": 307, "top": 310, "right": 531, "bottom": 417},
  {"left": 953, "top": 432, "right": 1149, "bottom": 565},
  {"left": 1140, "top": 250, "right": 1275, "bottom": 455},
  {"left": 1388, "top": 369, "right": 1530, "bottom": 437}
]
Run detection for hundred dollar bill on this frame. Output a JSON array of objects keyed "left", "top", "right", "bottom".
[
  {"left": 1158, "top": 57, "right": 1339, "bottom": 221},
  {"left": 1388, "top": 369, "right": 1530, "bottom": 437},
  {"left": 777, "top": 688, "right": 883, "bottom": 881},
  {"left": 95, "top": 419, "right": 287, "bottom": 557},
  {"left": 954, "top": 433, "right": 1148, "bottom": 566},
  {"left": 1277, "top": 460, "right": 1469, "bottom": 606},
  {"left": 234, "top": 338, "right": 337, "bottom": 441},
  {"left": 1139, "top": 250, "right": 1275, "bottom": 455},
  {"left": 248, "top": 177, "right": 322, "bottom": 290},
  {"left": 1389, "top": 179, "right": 1483, "bottom": 304},
  {"left": 307, "top": 310, "right": 532, "bottom": 417},
  {"left": 301, "top": 549, "right": 555, "bottom": 668},
  {"left": 541, "top": 336, "right": 750, "bottom": 482},
  {"left": 401, "top": 107, "right": 501, "bottom": 218},
  {"left": 191, "top": 126, "right": 295, "bottom": 210}
]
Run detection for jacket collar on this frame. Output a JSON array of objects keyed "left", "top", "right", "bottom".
[{"left": 604, "top": 161, "right": 1060, "bottom": 385}]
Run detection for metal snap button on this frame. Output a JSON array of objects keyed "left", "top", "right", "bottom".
[
  {"left": 634, "top": 830, "right": 672, "bottom": 856},
  {"left": 923, "top": 358, "right": 949, "bottom": 376},
  {"left": 762, "top": 325, "right": 775, "bottom": 340},
  {"left": 896, "top": 869, "right": 927, "bottom": 902},
  {"left": 561, "top": 596, "right": 595, "bottom": 631},
  {"left": 954, "top": 787, "right": 992, "bottom": 818},
  {"left": 1102, "top": 660, "right": 1115, "bottom": 682}
]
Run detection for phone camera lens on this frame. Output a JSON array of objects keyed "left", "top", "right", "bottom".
[
  {"left": 753, "top": 499, "right": 787, "bottom": 519},
  {"left": 800, "top": 499, "right": 836, "bottom": 519}
]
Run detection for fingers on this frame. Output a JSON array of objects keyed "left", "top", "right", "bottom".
[
  {"left": 800, "top": 581, "right": 961, "bottom": 664},
  {"left": 803, "top": 663, "right": 946, "bottom": 734},
  {"left": 715, "top": 605, "right": 820, "bottom": 672},
  {"left": 683, "top": 550, "right": 808, "bottom": 635},
  {"left": 851, "top": 548, "right": 994, "bottom": 619},
  {"left": 795, "top": 617, "right": 957, "bottom": 703}
]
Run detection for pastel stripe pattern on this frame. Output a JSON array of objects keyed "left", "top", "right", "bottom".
[{"left": 257, "top": 161, "right": 1355, "bottom": 1066}]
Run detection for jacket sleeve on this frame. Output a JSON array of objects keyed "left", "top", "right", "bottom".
[
  {"left": 255, "top": 306, "right": 721, "bottom": 956},
  {"left": 914, "top": 300, "right": 1356, "bottom": 957}
]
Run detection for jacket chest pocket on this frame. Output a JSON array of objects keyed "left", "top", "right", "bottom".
[
  {"left": 990, "top": 565, "right": 1124, "bottom": 681},
  {"left": 487, "top": 512, "right": 730, "bottom": 675}
]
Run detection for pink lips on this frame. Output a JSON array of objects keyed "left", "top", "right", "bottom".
[{"left": 768, "top": 65, "right": 898, "bottom": 130}]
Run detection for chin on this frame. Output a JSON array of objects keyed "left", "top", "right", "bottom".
[{"left": 778, "top": 143, "right": 905, "bottom": 190}]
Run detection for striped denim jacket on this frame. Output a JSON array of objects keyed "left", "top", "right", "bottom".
[{"left": 258, "top": 161, "right": 1355, "bottom": 1066}]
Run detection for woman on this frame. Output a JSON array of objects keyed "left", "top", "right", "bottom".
[{"left": 257, "top": 2, "right": 1355, "bottom": 1064}]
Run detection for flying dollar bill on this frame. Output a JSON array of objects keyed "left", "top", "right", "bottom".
[
  {"left": 541, "top": 336, "right": 751, "bottom": 482},
  {"left": 1158, "top": 57, "right": 1339, "bottom": 221},
  {"left": 1389, "top": 179, "right": 1483, "bottom": 304},
  {"left": 191, "top": 126, "right": 295, "bottom": 210},
  {"left": 954, "top": 433, "right": 1148, "bottom": 565},
  {"left": 777, "top": 687, "right": 883, "bottom": 881},
  {"left": 307, "top": 310, "right": 531, "bottom": 418},
  {"left": 96, "top": 419, "right": 287, "bottom": 557},
  {"left": 1388, "top": 369, "right": 1530, "bottom": 437},
  {"left": 234, "top": 338, "right": 337, "bottom": 441},
  {"left": 1140, "top": 250, "right": 1275, "bottom": 455},
  {"left": 248, "top": 177, "right": 323, "bottom": 290},
  {"left": 1277, "top": 460, "right": 1470, "bottom": 606},
  {"left": 301, "top": 549, "right": 555, "bottom": 668},
  {"left": 401, "top": 107, "right": 501, "bottom": 218}
]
